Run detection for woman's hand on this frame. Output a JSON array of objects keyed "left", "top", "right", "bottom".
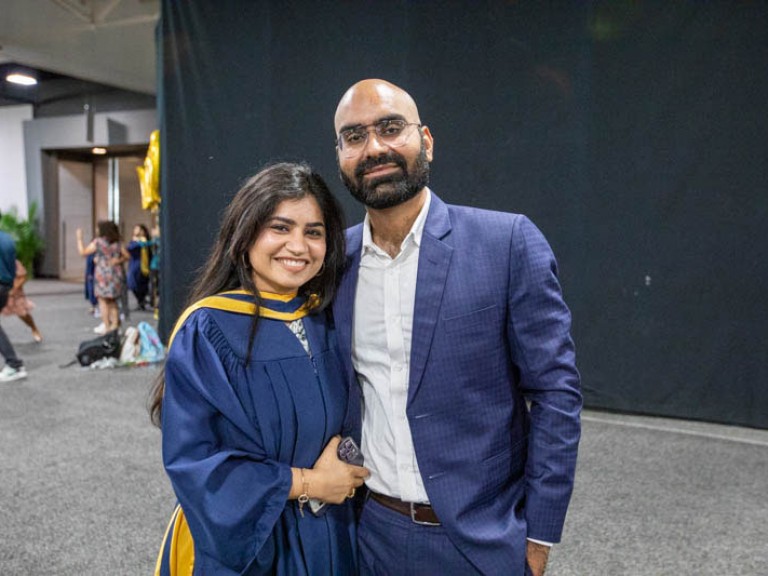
[
  {"left": 75, "top": 228, "right": 93, "bottom": 256},
  {"left": 305, "top": 436, "right": 369, "bottom": 504}
]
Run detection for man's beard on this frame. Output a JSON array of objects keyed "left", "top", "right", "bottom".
[{"left": 340, "top": 140, "right": 430, "bottom": 209}]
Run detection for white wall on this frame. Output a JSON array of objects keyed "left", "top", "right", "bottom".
[
  {"left": 58, "top": 160, "right": 93, "bottom": 281},
  {"left": 0, "top": 105, "right": 33, "bottom": 215}
]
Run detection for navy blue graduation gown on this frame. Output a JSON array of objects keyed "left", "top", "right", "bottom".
[{"left": 161, "top": 305, "right": 356, "bottom": 575}]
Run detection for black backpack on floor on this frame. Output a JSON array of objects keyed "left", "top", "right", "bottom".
[{"left": 76, "top": 330, "right": 121, "bottom": 366}]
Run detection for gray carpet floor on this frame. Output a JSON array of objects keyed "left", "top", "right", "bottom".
[{"left": 1, "top": 280, "right": 766, "bottom": 575}]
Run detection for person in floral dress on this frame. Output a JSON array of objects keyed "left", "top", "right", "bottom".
[{"left": 76, "top": 221, "right": 129, "bottom": 333}]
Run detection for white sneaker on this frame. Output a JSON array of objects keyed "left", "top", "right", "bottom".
[
  {"left": 0, "top": 365, "right": 27, "bottom": 382},
  {"left": 93, "top": 322, "right": 107, "bottom": 335}
]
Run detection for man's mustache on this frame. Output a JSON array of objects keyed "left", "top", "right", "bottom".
[{"left": 354, "top": 153, "right": 407, "bottom": 180}]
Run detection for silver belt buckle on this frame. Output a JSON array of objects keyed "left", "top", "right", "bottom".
[{"left": 410, "top": 502, "right": 440, "bottom": 526}]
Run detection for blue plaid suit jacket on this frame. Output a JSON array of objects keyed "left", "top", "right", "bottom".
[{"left": 334, "top": 192, "right": 581, "bottom": 575}]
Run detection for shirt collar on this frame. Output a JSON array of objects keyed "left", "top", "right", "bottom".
[{"left": 362, "top": 188, "right": 432, "bottom": 254}]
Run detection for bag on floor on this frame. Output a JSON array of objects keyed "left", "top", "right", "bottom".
[
  {"left": 119, "top": 326, "right": 140, "bottom": 363},
  {"left": 137, "top": 321, "right": 165, "bottom": 363},
  {"left": 76, "top": 330, "right": 121, "bottom": 366}
]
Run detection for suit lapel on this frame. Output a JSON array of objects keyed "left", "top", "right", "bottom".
[
  {"left": 408, "top": 194, "right": 453, "bottom": 404},
  {"left": 335, "top": 225, "right": 363, "bottom": 372},
  {"left": 335, "top": 225, "right": 363, "bottom": 439}
]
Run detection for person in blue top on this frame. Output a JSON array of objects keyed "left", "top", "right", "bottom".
[
  {"left": 0, "top": 222, "right": 27, "bottom": 382},
  {"left": 149, "top": 162, "right": 368, "bottom": 575},
  {"left": 148, "top": 224, "right": 160, "bottom": 311},
  {"left": 84, "top": 252, "right": 99, "bottom": 316},
  {"left": 126, "top": 223, "right": 151, "bottom": 310}
]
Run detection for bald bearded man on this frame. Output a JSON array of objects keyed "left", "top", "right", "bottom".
[{"left": 332, "top": 79, "right": 582, "bottom": 576}]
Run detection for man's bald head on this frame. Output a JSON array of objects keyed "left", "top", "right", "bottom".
[{"left": 334, "top": 79, "right": 421, "bottom": 133}]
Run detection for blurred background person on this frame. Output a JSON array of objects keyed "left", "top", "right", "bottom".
[
  {"left": 149, "top": 224, "right": 160, "bottom": 316},
  {"left": 126, "top": 224, "right": 152, "bottom": 311},
  {"left": 76, "top": 221, "right": 129, "bottom": 334},
  {"left": 1, "top": 259, "right": 43, "bottom": 343},
  {"left": 84, "top": 252, "right": 99, "bottom": 318},
  {"left": 0, "top": 222, "right": 27, "bottom": 382}
]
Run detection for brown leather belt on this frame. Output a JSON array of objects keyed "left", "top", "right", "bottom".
[{"left": 369, "top": 491, "right": 441, "bottom": 526}]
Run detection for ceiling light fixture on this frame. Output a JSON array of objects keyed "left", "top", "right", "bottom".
[
  {"left": 6, "top": 73, "right": 38, "bottom": 86},
  {"left": 92, "top": 147, "right": 107, "bottom": 155}
]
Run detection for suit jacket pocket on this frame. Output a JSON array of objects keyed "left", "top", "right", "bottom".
[
  {"left": 439, "top": 305, "right": 503, "bottom": 371},
  {"left": 442, "top": 304, "right": 499, "bottom": 334},
  {"left": 481, "top": 436, "right": 527, "bottom": 491}
]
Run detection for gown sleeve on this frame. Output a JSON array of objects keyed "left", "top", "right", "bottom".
[{"left": 161, "top": 310, "right": 293, "bottom": 572}]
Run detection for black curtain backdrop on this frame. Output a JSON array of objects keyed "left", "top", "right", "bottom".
[{"left": 157, "top": 1, "right": 768, "bottom": 429}]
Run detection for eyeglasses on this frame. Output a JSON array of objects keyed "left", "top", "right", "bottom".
[{"left": 337, "top": 119, "right": 421, "bottom": 158}]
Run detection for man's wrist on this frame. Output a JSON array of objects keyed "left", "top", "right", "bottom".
[{"left": 526, "top": 538, "right": 553, "bottom": 547}]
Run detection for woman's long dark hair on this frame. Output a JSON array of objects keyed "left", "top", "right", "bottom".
[
  {"left": 135, "top": 223, "right": 151, "bottom": 240},
  {"left": 149, "top": 162, "right": 346, "bottom": 426}
]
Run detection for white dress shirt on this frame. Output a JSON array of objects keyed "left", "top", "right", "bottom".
[{"left": 352, "top": 191, "right": 432, "bottom": 503}]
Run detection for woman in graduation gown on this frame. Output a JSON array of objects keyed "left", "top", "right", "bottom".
[{"left": 149, "top": 162, "right": 368, "bottom": 576}]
